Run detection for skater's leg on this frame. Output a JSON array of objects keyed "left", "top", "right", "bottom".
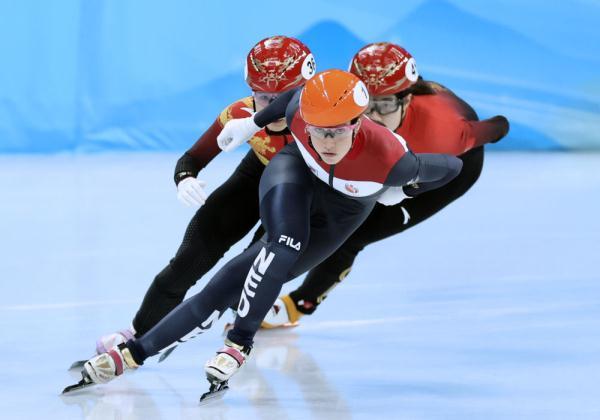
[
  {"left": 285, "top": 146, "right": 484, "bottom": 317},
  {"left": 226, "top": 146, "right": 376, "bottom": 343},
  {"left": 132, "top": 152, "right": 263, "bottom": 335},
  {"left": 203, "top": 149, "right": 314, "bottom": 384},
  {"left": 208, "top": 145, "right": 372, "bottom": 382},
  {"left": 126, "top": 243, "right": 264, "bottom": 364},
  {"left": 226, "top": 181, "right": 313, "bottom": 347},
  {"left": 78, "top": 239, "right": 267, "bottom": 386}
]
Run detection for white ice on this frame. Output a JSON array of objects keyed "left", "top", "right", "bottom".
[{"left": 0, "top": 151, "right": 599, "bottom": 419}]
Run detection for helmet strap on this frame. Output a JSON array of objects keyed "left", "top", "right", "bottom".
[
  {"left": 350, "top": 118, "right": 361, "bottom": 148},
  {"left": 397, "top": 102, "right": 407, "bottom": 129}
]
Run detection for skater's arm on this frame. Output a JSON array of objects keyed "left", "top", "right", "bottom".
[
  {"left": 174, "top": 118, "right": 223, "bottom": 185},
  {"left": 176, "top": 97, "right": 259, "bottom": 183},
  {"left": 441, "top": 88, "right": 510, "bottom": 149},
  {"left": 253, "top": 87, "right": 302, "bottom": 128},
  {"left": 217, "top": 88, "right": 301, "bottom": 153},
  {"left": 463, "top": 116, "right": 510, "bottom": 149},
  {"left": 173, "top": 98, "right": 260, "bottom": 206},
  {"left": 386, "top": 152, "right": 463, "bottom": 197}
]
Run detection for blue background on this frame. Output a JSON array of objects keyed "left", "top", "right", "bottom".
[{"left": 0, "top": 0, "right": 599, "bottom": 153}]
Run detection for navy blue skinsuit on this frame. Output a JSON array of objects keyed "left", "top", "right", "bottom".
[{"left": 126, "top": 89, "right": 462, "bottom": 362}]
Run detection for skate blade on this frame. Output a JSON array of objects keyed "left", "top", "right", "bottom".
[
  {"left": 68, "top": 360, "right": 88, "bottom": 371},
  {"left": 158, "top": 346, "right": 177, "bottom": 363},
  {"left": 199, "top": 382, "right": 229, "bottom": 405},
  {"left": 62, "top": 376, "right": 95, "bottom": 394}
]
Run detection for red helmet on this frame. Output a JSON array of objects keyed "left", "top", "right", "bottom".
[
  {"left": 245, "top": 36, "right": 316, "bottom": 93},
  {"left": 349, "top": 42, "right": 419, "bottom": 95}
]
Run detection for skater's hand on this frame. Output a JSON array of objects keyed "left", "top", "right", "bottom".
[
  {"left": 177, "top": 177, "right": 208, "bottom": 207},
  {"left": 485, "top": 115, "right": 510, "bottom": 143},
  {"left": 217, "top": 117, "right": 261, "bottom": 152}
]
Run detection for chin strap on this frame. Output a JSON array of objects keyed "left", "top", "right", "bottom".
[
  {"left": 397, "top": 102, "right": 407, "bottom": 129},
  {"left": 351, "top": 130, "right": 357, "bottom": 148}
]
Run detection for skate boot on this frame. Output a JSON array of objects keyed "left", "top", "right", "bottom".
[
  {"left": 200, "top": 339, "right": 251, "bottom": 402},
  {"left": 84, "top": 343, "right": 140, "bottom": 384},
  {"left": 68, "top": 326, "right": 137, "bottom": 371},
  {"left": 260, "top": 295, "right": 305, "bottom": 329},
  {"left": 63, "top": 344, "right": 140, "bottom": 394},
  {"left": 205, "top": 339, "right": 251, "bottom": 383}
]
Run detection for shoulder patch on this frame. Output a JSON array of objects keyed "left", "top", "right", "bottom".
[{"left": 218, "top": 97, "right": 254, "bottom": 126}]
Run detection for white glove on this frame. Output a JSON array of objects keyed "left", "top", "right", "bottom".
[
  {"left": 177, "top": 177, "right": 208, "bottom": 207},
  {"left": 217, "top": 116, "right": 261, "bottom": 152},
  {"left": 377, "top": 186, "right": 410, "bottom": 206}
]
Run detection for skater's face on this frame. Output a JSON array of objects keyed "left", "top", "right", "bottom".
[
  {"left": 253, "top": 91, "right": 288, "bottom": 132},
  {"left": 366, "top": 94, "right": 411, "bottom": 131},
  {"left": 307, "top": 120, "right": 359, "bottom": 164}
]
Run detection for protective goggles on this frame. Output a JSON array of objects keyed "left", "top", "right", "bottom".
[
  {"left": 365, "top": 93, "right": 411, "bottom": 116},
  {"left": 306, "top": 122, "right": 359, "bottom": 139},
  {"left": 253, "top": 91, "right": 279, "bottom": 107}
]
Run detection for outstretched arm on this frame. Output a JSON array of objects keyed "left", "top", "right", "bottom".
[
  {"left": 465, "top": 116, "right": 510, "bottom": 148},
  {"left": 379, "top": 152, "right": 463, "bottom": 205},
  {"left": 174, "top": 118, "right": 224, "bottom": 184},
  {"left": 253, "top": 87, "right": 301, "bottom": 127},
  {"left": 217, "top": 87, "right": 302, "bottom": 152}
]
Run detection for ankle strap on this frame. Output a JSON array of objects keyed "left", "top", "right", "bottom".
[{"left": 217, "top": 346, "right": 246, "bottom": 366}]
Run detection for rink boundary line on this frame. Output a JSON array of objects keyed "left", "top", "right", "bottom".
[
  {"left": 0, "top": 299, "right": 138, "bottom": 311},
  {"left": 300, "top": 316, "right": 415, "bottom": 330}
]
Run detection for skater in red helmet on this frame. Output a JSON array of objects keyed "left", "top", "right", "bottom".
[
  {"left": 262, "top": 42, "right": 509, "bottom": 328},
  {"left": 89, "top": 36, "right": 316, "bottom": 356}
]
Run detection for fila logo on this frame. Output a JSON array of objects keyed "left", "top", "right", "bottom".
[
  {"left": 278, "top": 235, "right": 301, "bottom": 251},
  {"left": 237, "top": 247, "right": 275, "bottom": 318}
]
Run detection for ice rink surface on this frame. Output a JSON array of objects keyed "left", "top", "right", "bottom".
[{"left": 0, "top": 151, "right": 598, "bottom": 419}]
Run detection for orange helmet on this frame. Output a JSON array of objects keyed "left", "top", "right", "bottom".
[{"left": 300, "top": 69, "right": 369, "bottom": 127}]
